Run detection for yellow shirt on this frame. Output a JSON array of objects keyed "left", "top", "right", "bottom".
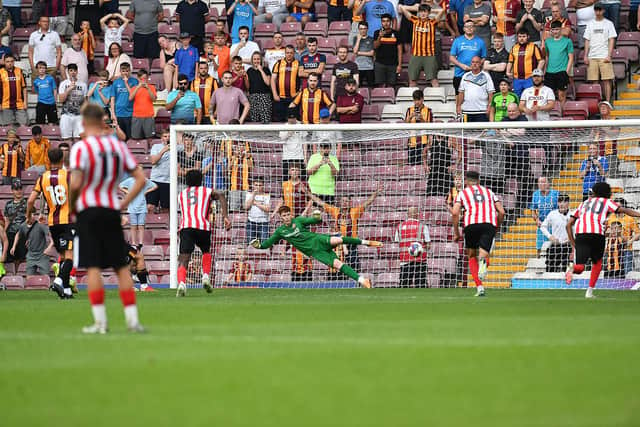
[
  {"left": 607, "top": 213, "right": 639, "bottom": 249},
  {"left": 25, "top": 137, "right": 50, "bottom": 170}
]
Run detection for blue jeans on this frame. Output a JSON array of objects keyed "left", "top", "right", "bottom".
[
  {"left": 246, "top": 220, "right": 269, "bottom": 244},
  {"left": 6, "top": 6, "right": 20, "bottom": 28},
  {"left": 513, "top": 78, "right": 533, "bottom": 98},
  {"left": 602, "top": 3, "right": 620, "bottom": 30},
  {"left": 623, "top": 250, "right": 633, "bottom": 275}
]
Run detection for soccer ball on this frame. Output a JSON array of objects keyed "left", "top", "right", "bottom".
[{"left": 408, "top": 242, "right": 423, "bottom": 257}]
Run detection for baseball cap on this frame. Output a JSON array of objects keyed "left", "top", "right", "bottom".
[
  {"left": 594, "top": 2, "right": 604, "bottom": 9},
  {"left": 532, "top": 69, "right": 544, "bottom": 77},
  {"left": 345, "top": 77, "right": 357, "bottom": 86},
  {"left": 598, "top": 100, "right": 614, "bottom": 110},
  {"left": 11, "top": 179, "right": 22, "bottom": 190},
  {"left": 319, "top": 108, "right": 331, "bottom": 118},
  {"left": 179, "top": 32, "right": 192, "bottom": 39},
  {"left": 499, "top": 77, "right": 511, "bottom": 85}
]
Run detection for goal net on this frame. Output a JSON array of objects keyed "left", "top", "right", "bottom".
[{"left": 168, "top": 120, "right": 640, "bottom": 290}]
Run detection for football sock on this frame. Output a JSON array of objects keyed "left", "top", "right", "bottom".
[
  {"left": 178, "top": 265, "right": 187, "bottom": 284},
  {"left": 469, "top": 257, "right": 482, "bottom": 286},
  {"left": 202, "top": 253, "right": 212, "bottom": 275},
  {"left": 119, "top": 288, "right": 139, "bottom": 327},
  {"left": 60, "top": 259, "right": 73, "bottom": 288},
  {"left": 340, "top": 264, "right": 360, "bottom": 281},
  {"left": 88, "top": 289, "right": 106, "bottom": 326},
  {"left": 342, "top": 237, "right": 362, "bottom": 245},
  {"left": 137, "top": 268, "right": 149, "bottom": 285},
  {"left": 573, "top": 264, "right": 585, "bottom": 274},
  {"left": 589, "top": 259, "right": 602, "bottom": 288}
]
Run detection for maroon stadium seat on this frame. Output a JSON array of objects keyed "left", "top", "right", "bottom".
[
  {"left": 304, "top": 21, "right": 328, "bottom": 37},
  {"left": 611, "top": 48, "right": 631, "bottom": 81},
  {"left": 279, "top": 22, "right": 301, "bottom": 36},
  {"left": 254, "top": 23, "right": 277, "bottom": 38},
  {"left": 127, "top": 140, "right": 148, "bottom": 154},
  {"left": 24, "top": 275, "right": 50, "bottom": 290},
  {"left": 328, "top": 21, "right": 351, "bottom": 36},
  {"left": 529, "top": 147, "right": 546, "bottom": 163},
  {"left": 1, "top": 275, "right": 24, "bottom": 290},
  {"left": 147, "top": 261, "right": 170, "bottom": 276},
  {"left": 430, "top": 242, "right": 460, "bottom": 259},
  {"left": 562, "top": 101, "right": 589, "bottom": 120},
  {"left": 357, "top": 87, "right": 370, "bottom": 104},
  {"left": 146, "top": 213, "right": 169, "bottom": 230},
  {"left": 376, "top": 272, "right": 399, "bottom": 287},
  {"left": 317, "top": 37, "right": 337, "bottom": 55},
  {"left": 205, "top": 21, "right": 217, "bottom": 38},
  {"left": 122, "top": 25, "right": 134, "bottom": 41},
  {"left": 370, "top": 87, "right": 395, "bottom": 104},
  {"left": 141, "top": 245, "right": 164, "bottom": 261},
  {"left": 131, "top": 58, "right": 149, "bottom": 72},
  {"left": 270, "top": 273, "right": 291, "bottom": 282},
  {"left": 149, "top": 73, "right": 165, "bottom": 91},
  {"left": 15, "top": 125, "right": 32, "bottom": 140},
  {"left": 152, "top": 229, "right": 170, "bottom": 245},
  {"left": 427, "top": 257, "right": 455, "bottom": 274},
  {"left": 315, "top": 1, "right": 328, "bottom": 18},
  {"left": 361, "top": 103, "right": 381, "bottom": 121},
  {"left": 616, "top": 32, "right": 640, "bottom": 61},
  {"left": 150, "top": 58, "right": 162, "bottom": 72},
  {"left": 20, "top": 169, "right": 40, "bottom": 185},
  {"left": 122, "top": 41, "right": 134, "bottom": 55},
  {"left": 12, "top": 27, "right": 31, "bottom": 42},
  {"left": 158, "top": 23, "right": 180, "bottom": 38}
]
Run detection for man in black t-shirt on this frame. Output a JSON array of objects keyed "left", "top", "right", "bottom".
[
  {"left": 175, "top": 0, "right": 210, "bottom": 54},
  {"left": 373, "top": 13, "right": 402, "bottom": 87},
  {"left": 483, "top": 32, "right": 509, "bottom": 90}
]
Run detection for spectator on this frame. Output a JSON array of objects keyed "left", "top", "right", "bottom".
[
  {"left": 214, "top": 19, "right": 233, "bottom": 46},
  {"left": 290, "top": 73, "right": 334, "bottom": 124},
  {"left": 450, "top": 20, "right": 486, "bottom": 93},
  {"left": 24, "top": 126, "right": 49, "bottom": 173},
  {"left": 105, "top": 43, "right": 132, "bottom": 81},
  {"left": 174, "top": 32, "right": 200, "bottom": 84},
  {"left": 0, "top": 1, "right": 11, "bottom": 49},
  {"left": 110, "top": 62, "right": 137, "bottom": 139},
  {"left": 439, "top": 0, "right": 460, "bottom": 37},
  {"left": 175, "top": 0, "right": 210, "bottom": 54},
  {"left": 129, "top": 69, "right": 157, "bottom": 144},
  {"left": 331, "top": 45, "right": 359, "bottom": 100},
  {"left": 0, "top": 130, "right": 24, "bottom": 184},
  {"left": 202, "top": 139, "right": 227, "bottom": 190},
  {"left": 306, "top": 143, "right": 339, "bottom": 204},
  {"left": 448, "top": 0, "right": 473, "bottom": 33},
  {"left": 74, "top": 0, "right": 101, "bottom": 36},
  {"left": 191, "top": 61, "right": 219, "bottom": 125},
  {"left": 456, "top": 56, "right": 494, "bottom": 122},
  {"left": 542, "top": 2, "right": 572, "bottom": 42},
  {"left": 77, "top": 20, "right": 96, "bottom": 75},
  {"left": 373, "top": 14, "right": 402, "bottom": 87},
  {"left": 593, "top": 100, "right": 619, "bottom": 176},
  {"left": 492, "top": 0, "right": 520, "bottom": 51},
  {"left": 477, "top": 129, "right": 506, "bottom": 194},
  {"left": 357, "top": 0, "right": 397, "bottom": 37},
  {"left": 45, "top": 1, "right": 70, "bottom": 38},
  {"left": 101, "top": 0, "right": 120, "bottom": 15},
  {"left": 579, "top": 142, "right": 608, "bottom": 200},
  {"left": 271, "top": 45, "right": 300, "bottom": 122},
  {"left": 87, "top": 70, "right": 112, "bottom": 112},
  {"left": 147, "top": 129, "right": 171, "bottom": 213},
  {"left": 506, "top": 29, "right": 544, "bottom": 97},
  {"left": 463, "top": 0, "right": 491, "bottom": 49},
  {"left": 285, "top": 0, "right": 315, "bottom": 26},
  {"left": 100, "top": 12, "right": 129, "bottom": 61},
  {"left": 519, "top": 69, "right": 555, "bottom": 121},
  {"left": 100, "top": 109, "right": 126, "bottom": 141},
  {"left": 230, "top": 26, "right": 261, "bottom": 70},
  {"left": 264, "top": 32, "right": 286, "bottom": 71},
  {"left": 515, "top": 0, "right": 544, "bottom": 46},
  {"left": 230, "top": 55, "right": 249, "bottom": 91},
  {"left": 224, "top": 247, "right": 254, "bottom": 284},
  {"left": 353, "top": 22, "right": 375, "bottom": 88},
  {"left": 484, "top": 32, "right": 509, "bottom": 90},
  {"left": 244, "top": 178, "right": 271, "bottom": 243},
  {"left": 61, "top": 33, "right": 89, "bottom": 84},
  {"left": 404, "top": 89, "right": 433, "bottom": 166},
  {"left": 398, "top": 3, "right": 441, "bottom": 88},
  {"left": 228, "top": 138, "right": 253, "bottom": 211},
  {"left": 584, "top": 3, "right": 616, "bottom": 103},
  {"left": 13, "top": 209, "right": 50, "bottom": 276},
  {"left": 299, "top": 37, "right": 326, "bottom": 88},
  {"left": 280, "top": 113, "right": 309, "bottom": 179},
  {"left": 212, "top": 31, "right": 232, "bottom": 79},
  {"left": 394, "top": 206, "right": 431, "bottom": 288},
  {"left": 599, "top": 0, "right": 620, "bottom": 29},
  {"left": 167, "top": 73, "right": 202, "bottom": 124},
  {"left": 255, "top": 0, "right": 288, "bottom": 29},
  {"left": 247, "top": 52, "right": 272, "bottom": 123},
  {"left": 28, "top": 17, "right": 62, "bottom": 76},
  {"left": 126, "top": 0, "right": 163, "bottom": 65},
  {"left": 426, "top": 133, "right": 454, "bottom": 196},
  {"left": 540, "top": 193, "right": 571, "bottom": 272},
  {"left": 228, "top": 0, "right": 257, "bottom": 45},
  {"left": 328, "top": 0, "right": 352, "bottom": 24},
  {"left": 490, "top": 78, "right": 518, "bottom": 122},
  {"left": 177, "top": 132, "right": 203, "bottom": 180},
  {"left": 530, "top": 176, "right": 559, "bottom": 257},
  {"left": 4, "top": 179, "right": 26, "bottom": 273},
  {"left": 58, "top": 142, "right": 70, "bottom": 168},
  {"left": 32, "top": 61, "right": 58, "bottom": 125},
  {"left": 336, "top": 77, "right": 364, "bottom": 123},
  {"left": 604, "top": 221, "right": 625, "bottom": 278},
  {"left": 58, "top": 63, "right": 87, "bottom": 144},
  {"left": 446, "top": 173, "right": 463, "bottom": 214},
  {"left": 3, "top": 0, "right": 18, "bottom": 29},
  {"left": 119, "top": 165, "right": 158, "bottom": 247},
  {"left": 159, "top": 35, "right": 179, "bottom": 91},
  {"left": 210, "top": 71, "right": 251, "bottom": 124},
  {"left": 607, "top": 198, "right": 640, "bottom": 274},
  {"left": 574, "top": 0, "right": 595, "bottom": 49},
  {"left": 294, "top": 32, "right": 308, "bottom": 61},
  {"left": 501, "top": 102, "right": 532, "bottom": 210},
  {"left": 281, "top": 165, "right": 311, "bottom": 215},
  {"left": 544, "top": 20, "right": 573, "bottom": 110},
  {"left": 311, "top": 109, "right": 342, "bottom": 156}
]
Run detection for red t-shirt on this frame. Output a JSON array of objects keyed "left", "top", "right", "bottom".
[{"left": 336, "top": 93, "right": 364, "bottom": 124}]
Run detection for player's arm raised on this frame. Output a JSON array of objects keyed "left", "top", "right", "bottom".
[
  {"left": 213, "top": 190, "right": 232, "bottom": 230},
  {"left": 362, "top": 182, "right": 384, "bottom": 209}
]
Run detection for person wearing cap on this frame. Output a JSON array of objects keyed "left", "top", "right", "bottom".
[
  {"left": 330, "top": 45, "right": 359, "bottom": 100},
  {"left": 584, "top": 2, "right": 616, "bottom": 103},
  {"left": 174, "top": 32, "right": 200, "bottom": 84},
  {"left": 540, "top": 193, "right": 571, "bottom": 272},
  {"left": 306, "top": 143, "right": 340, "bottom": 205},
  {"left": 484, "top": 33, "right": 509, "bottom": 90},
  {"left": 490, "top": 77, "right": 518, "bottom": 122},
  {"left": 506, "top": 28, "right": 544, "bottom": 97},
  {"left": 336, "top": 77, "right": 365, "bottom": 124},
  {"left": 519, "top": 68, "right": 555, "bottom": 121},
  {"left": 593, "top": 100, "right": 619, "bottom": 177},
  {"left": 544, "top": 19, "right": 573, "bottom": 110},
  {"left": 289, "top": 73, "right": 334, "bottom": 124},
  {"left": 175, "top": 0, "right": 210, "bottom": 54},
  {"left": 4, "top": 178, "right": 27, "bottom": 273},
  {"left": 456, "top": 55, "right": 494, "bottom": 122}
]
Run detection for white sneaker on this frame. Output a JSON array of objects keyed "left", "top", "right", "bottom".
[
  {"left": 127, "top": 323, "right": 146, "bottom": 333},
  {"left": 585, "top": 288, "right": 596, "bottom": 299},
  {"left": 202, "top": 274, "right": 213, "bottom": 293},
  {"left": 176, "top": 282, "right": 187, "bottom": 297},
  {"left": 478, "top": 259, "right": 488, "bottom": 281},
  {"left": 474, "top": 289, "right": 486, "bottom": 297},
  {"left": 82, "top": 323, "right": 108, "bottom": 334}
]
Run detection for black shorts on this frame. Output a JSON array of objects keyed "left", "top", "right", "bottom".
[
  {"left": 146, "top": 181, "right": 170, "bottom": 208},
  {"left": 133, "top": 31, "right": 160, "bottom": 59},
  {"left": 49, "top": 224, "right": 75, "bottom": 253},
  {"left": 544, "top": 71, "right": 569, "bottom": 91},
  {"left": 74, "top": 208, "right": 128, "bottom": 269},
  {"left": 179, "top": 228, "right": 211, "bottom": 255},
  {"left": 575, "top": 233, "right": 606, "bottom": 264},
  {"left": 464, "top": 223, "right": 496, "bottom": 252},
  {"left": 407, "top": 145, "right": 423, "bottom": 165}
]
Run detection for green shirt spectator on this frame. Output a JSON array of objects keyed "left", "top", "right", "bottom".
[
  {"left": 544, "top": 36, "right": 573, "bottom": 73},
  {"left": 490, "top": 81, "right": 519, "bottom": 122},
  {"left": 306, "top": 144, "right": 340, "bottom": 198}
]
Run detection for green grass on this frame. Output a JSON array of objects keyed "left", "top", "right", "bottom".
[{"left": 1, "top": 289, "right": 640, "bottom": 427}]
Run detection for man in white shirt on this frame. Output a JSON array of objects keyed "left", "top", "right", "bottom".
[
  {"left": 279, "top": 112, "right": 308, "bottom": 180},
  {"left": 60, "top": 33, "right": 89, "bottom": 84},
  {"left": 28, "top": 16, "right": 62, "bottom": 76},
  {"left": 540, "top": 193, "right": 571, "bottom": 272},
  {"left": 254, "top": 0, "right": 288, "bottom": 28},
  {"left": 456, "top": 55, "right": 495, "bottom": 122},
  {"left": 244, "top": 178, "right": 271, "bottom": 244},
  {"left": 264, "top": 32, "right": 286, "bottom": 71},
  {"left": 230, "top": 26, "right": 261, "bottom": 70},
  {"left": 584, "top": 3, "right": 616, "bottom": 102},
  {"left": 519, "top": 68, "right": 556, "bottom": 121},
  {"left": 58, "top": 64, "right": 88, "bottom": 143}
]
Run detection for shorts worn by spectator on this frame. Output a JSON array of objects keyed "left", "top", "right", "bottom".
[
  {"left": 0, "top": 55, "right": 28, "bottom": 127},
  {"left": 130, "top": 69, "right": 157, "bottom": 142},
  {"left": 28, "top": 17, "right": 62, "bottom": 76},
  {"left": 584, "top": 4, "right": 616, "bottom": 102},
  {"left": 394, "top": 207, "right": 430, "bottom": 287},
  {"left": 147, "top": 130, "right": 171, "bottom": 213},
  {"left": 126, "top": 0, "right": 163, "bottom": 62},
  {"left": 286, "top": 0, "right": 315, "bottom": 26},
  {"left": 244, "top": 179, "right": 271, "bottom": 244}
]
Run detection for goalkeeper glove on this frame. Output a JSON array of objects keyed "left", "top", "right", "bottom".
[
  {"left": 249, "top": 238, "right": 261, "bottom": 249},
  {"left": 312, "top": 209, "right": 322, "bottom": 220}
]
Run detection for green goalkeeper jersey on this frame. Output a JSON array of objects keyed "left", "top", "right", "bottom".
[{"left": 259, "top": 216, "right": 327, "bottom": 256}]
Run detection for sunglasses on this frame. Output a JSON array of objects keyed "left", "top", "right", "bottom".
[{"left": 40, "top": 34, "right": 46, "bottom": 41}]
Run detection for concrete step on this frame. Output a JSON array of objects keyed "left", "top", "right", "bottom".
[
  {"left": 493, "top": 248, "right": 538, "bottom": 257},
  {"left": 611, "top": 109, "right": 640, "bottom": 118}
]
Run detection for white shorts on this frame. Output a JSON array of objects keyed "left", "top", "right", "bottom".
[{"left": 60, "top": 114, "right": 83, "bottom": 139}]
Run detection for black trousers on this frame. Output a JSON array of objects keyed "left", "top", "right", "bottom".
[
  {"left": 546, "top": 242, "right": 571, "bottom": 272},
  {"left": 35, "top": 102, "right": 58, "bottom": 124}
]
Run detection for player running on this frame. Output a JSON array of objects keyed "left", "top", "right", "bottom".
[
  {"left": 565, "top": 182, "right": 640, "bottom": 298},
  {"left": 177, "top": 169, "right": 231, "bottom": 297},
  {"left": 451, "top": 171, "right": 505, "bottom": 297},
  {"left": 69, "top": 104, "right": 146, "bottom": 334},
  {"left": 27, "top": 147, "right": 75, "bottom": 299},
  {"left": 250, "top": 205, "right": 382, "bottom": 288}
]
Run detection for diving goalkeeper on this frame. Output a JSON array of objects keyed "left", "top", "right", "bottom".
[{"left": 250, "top": 205, "right": 382, "bottom": 288}]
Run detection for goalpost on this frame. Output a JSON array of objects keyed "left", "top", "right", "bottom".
[{"left": 169, "top": 120, "right": 640, "bottom": 290}]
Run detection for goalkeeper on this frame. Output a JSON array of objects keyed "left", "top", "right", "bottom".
[{"left": 250, "top": 206, "right": 382, "bottom": 288}]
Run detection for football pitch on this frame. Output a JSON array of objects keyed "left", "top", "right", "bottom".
[{"left": 1, "top": 289, "right": 639, "bottom": 427}]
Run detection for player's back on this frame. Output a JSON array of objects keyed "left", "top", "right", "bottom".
[
  {"left": 574, "top": 197, "right": 619, "bottom": 235},
  {"left": 456, "top": 184, "right": 499, "bottom": 228},
  {"left": 36, "top": 168, "right": 71, "bottom": 226},
  {"left": 179, "top": 185, "right": 213, "bottom": 231}
]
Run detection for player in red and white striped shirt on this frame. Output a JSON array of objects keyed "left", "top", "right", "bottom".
[
  {"left": 452, "top": 171, "right": 505, "bottom": 296},
  {"left": 69, "top": 104, "right": 147, "bottom": 334},
  {"left": 177, "top": 169, "right": 231, "bottom": 296},
  {"left": 566, "top": 182, "right": 640, "bottom": 298}
]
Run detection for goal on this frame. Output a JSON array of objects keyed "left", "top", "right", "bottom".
[{"left": 168, "top": 120, "right": 640, "bottom": 290}]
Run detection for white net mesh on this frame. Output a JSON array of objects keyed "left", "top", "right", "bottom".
[{"left": 169, "top": 121, "right": 640, "bottom": 290}]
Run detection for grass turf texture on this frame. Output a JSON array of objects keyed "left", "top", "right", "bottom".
[{"left": 1, "top": 289, "right": 639, "bottom": 427}]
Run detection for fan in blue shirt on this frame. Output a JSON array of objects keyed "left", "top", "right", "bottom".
[
  {"left": 111, "top": 75, "right": 139, "bottom": 117},
  {"left": 450, "top": 30, "right": 486, "bottom": 78},
  {"left": 174, "top": 34, "right": 200, "bottom": 82}
]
